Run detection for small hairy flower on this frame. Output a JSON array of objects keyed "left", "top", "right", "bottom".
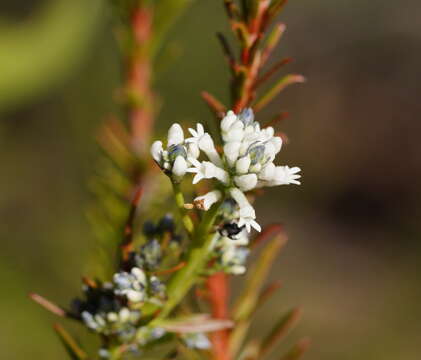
[
  {"left": 113, "top": 267, "right": 147, "bottom": 303},
  {"left": 194, "top": 190, "right": 222, "bottom": 211},
  {"left": 151, "top": 123, "right": 199, "bottom": 182},
  {"left": 187, "top": 158, "right": 229, "bottom": 185}
]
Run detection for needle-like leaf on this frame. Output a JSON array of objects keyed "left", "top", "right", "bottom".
[
  {"left": 259, "top": 308, "right": 302, "bottom": 358},
  {"left": 201, "top": 91, "right": 227, "bottom": 118},
  {"left": 253, "top": 74, "right": 305, "bottom": 112},
  {"left": 279, "top": 338, "right": 311, "bottom": 360},
  {"left": 53, "top": 324, "right": 88, "bottom": 360},
  {"left": 229, "top": 228, "right": 288, "bottom": 357},
  {"left": 29, "top": 293, "right": 67, "bottom": 318}
]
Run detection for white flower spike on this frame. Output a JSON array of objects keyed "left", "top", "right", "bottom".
[{"left": 149, "top": 108, "right": 301, "bottom": 237}]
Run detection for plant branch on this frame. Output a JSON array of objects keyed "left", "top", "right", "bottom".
[{"left": 172, "top": 181, "right": 195, "bottom": 237}]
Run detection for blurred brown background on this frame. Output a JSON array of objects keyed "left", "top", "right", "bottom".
[{"left": 1, "top": 0, "right": 421, "bottom": 359}]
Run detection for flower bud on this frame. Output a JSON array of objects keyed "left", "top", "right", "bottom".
[
  {"left": 234, "top": 174, "right": 258, "bottom": 191},
  {"left": 238, "top": 108, "right": 254, "bottom": 126},
  {"left": 172, "top": 156, "right": 188, "bottom": 178},
  {"left": 235, "top": 155, "right": 251, "bottom": 174},
  {"left": 221, "top": 111, "right": 237, "bottom": 132},
  {"left": 224, "top": 141, "right": 241, "bottom": 166},
  {"left": 151, "top": 141, "right": 163, "bottom": 162},
  {"left": 167, "top": 123, "right": 184, "bottom": 146}
]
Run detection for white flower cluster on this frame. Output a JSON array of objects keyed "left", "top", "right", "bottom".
[
  {"left": 113, "top": 267, "right": 165, "bottom": 304},
  {"left": 151, "top": 108, "right": 301, "bottom": 233},
  {"left": 151, "top": 124, "right": 200, "bottom": 182},
  {"left": 82, "top": 306, "right": 141, "bottom": 339},
  {"left": 215, "top": 227, "right": 250, "bottom": 275}
]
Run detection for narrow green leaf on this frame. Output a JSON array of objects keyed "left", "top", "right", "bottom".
[
  {"left": 232, "top": 233, "right": 287, "bottom": 321},
  {"left": 279, "top": 338, "right": 311, "bottom": 360},
  {"left": 253, "top": 74, "right": 305, "bottom": 112},
  {"left": 247, "top": 0, "right": 260, "bottom": 22},
  {"left": 201, "top": 91, "right": 227, "bottom": 118},
  {"left": 268, "top": 0, "right": 289, "bottom": 20},
  {"left": 262, "top": 22, "right": 286, "bottom": 64},
  {"left": 259, "top": 308, "right": 302, "bottom": 358},
  {"left": 153, "top": 0, "right": 196, "bottom": 55},
  {"left": 229, "top": 231, "right": 287, "bottom": 356},
  {"left": 54, "top": 324, "right": 88, "bottom": 360}
]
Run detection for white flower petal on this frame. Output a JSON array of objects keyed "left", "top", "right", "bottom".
[
  {"left": 250, "top": 220, "right": 261, "bottom": 232},
  {"left": 229, "top": 187, "right": 250, "bottom": 208},
  {"left": 193, "top": 173, "right": 204, "bottom": 184},
  {"left": 172, "top": 156, "right": 188, "bottom": 177},
  {"left": 223, "top": 128, "right": 244, "bottom": 143},
  {"left": 194, "top": 190, "right": 222, "bottom": 210},
  {"left": 131, "top": 267, "right": 146, "bottom": 284},
  {"left": 186, "top": 143, "right": 200, "bottom": 159},
  {"left": 126, "top": 290, "right": 144, "bottom": 303},
  {"left": 234, "top": 174, "right": 258, "bottom": 191},
  {"left": 167, "top": 123, "right": 184, "bottom": 146},
  {"left": 259, "top": 162, "right": 276, "bottom": 181},
  {"left": 224, "top": 142, "right": 241, "bottom": 166},
  {"left": 221, "top": 111, "right": 237, "bottom": 132},
  {"left": 235, "top": 156, "right": 251, "bottom": 174},
  {"left": 150, "top": 141, "right": 163, "bottom": 162}
]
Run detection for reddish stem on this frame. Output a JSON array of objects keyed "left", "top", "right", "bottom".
[
  {"left": 206, "top": 272, "right": 231, "bottom": 360},
  {"left": 128, "top": 6, "right": 154, "bottom": 153}
]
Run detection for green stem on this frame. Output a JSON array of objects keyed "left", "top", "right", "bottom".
[
  {"left": 172, "top": 181, "right": 194, "bottom": 236},
  {"left": 153, "top": 202, "right": 221, "bottom": 321}
]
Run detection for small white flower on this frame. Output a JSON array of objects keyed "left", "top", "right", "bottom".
[
  {"left": 126, "top": 289, "right": 145, "bottom": 303},
  {"left": 186, "top": 142, "right": 200, "bottom": 159},
  {"left": 187, "top": 158, "right": 229, "bottom": 185},
  {"left": 119, "top": 308, "right": 131, "bottom": 322},
  {"left": 221, "top": 111, "right": 238, "bottom": 132},
  {"left": 113, "top": 267, "right": 147, "bottom": 303},
  {"left": 229, "top": 187, "right": 250, "bottom": 208},
  {"left": 270, "top": 166, "right": 302, "bottom": 186},
  {"left": 222, "top": 120, "right": 244, "bottom": 143},
  {"left": 235, "top": 155, "right": 251, "bottom": 174},
  {"left": 199, "top": 133, "right": 223, "bottom": 167},
  {"left": 267, "top": 136, "right": 282, "bottom": 154},
  {"left": 186, "top": 123, "right": 223, "bottom": 166},
  {"left": 258, "top": 162, "right": 276, "bottom": 181},
  {"left": 238, "top": 205, "right": 261, "bottom": 233},
  {"left": 167, "top": 123, "right": 184, "bottom": 146},
  {"left": 150, "top": 141, "right": 163, "bottom": 162},
  {"left": 187, "top": 123, "right": 205, "bottom": 140},
  {"left": 194, "top": 190, "right": 222, "bottom": 210},
  {"left": 107, "top": 312, "right": 118, "bottom": 322},
  {"left": 172, "top": 156, "right": 188, "bottom": 178},
  {"left": 234, "top": 173, "right": 258, "bottom": 191},
  {"left": 224, "top": 141, "right": 241, "bottom": 166}
]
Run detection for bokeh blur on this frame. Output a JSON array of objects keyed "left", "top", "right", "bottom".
[{"left": 1, "top": 0, "right": 421, "bottom": 359}]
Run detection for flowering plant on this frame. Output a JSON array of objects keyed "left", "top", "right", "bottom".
[{"left": 31, "top": 1, "right": 309, "bottom": 359}]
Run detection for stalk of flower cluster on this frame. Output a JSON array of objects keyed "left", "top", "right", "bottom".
[
  {"left": 172, "top": 182, "right": 195, "bottom": 236},
  {"left": 153, "top": 201, "right": 222, "bottom": 320}
]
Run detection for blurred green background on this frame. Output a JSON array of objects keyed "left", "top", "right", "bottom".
[{"left": 1, "top": 0, "right": 421, "bottom": 359}]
